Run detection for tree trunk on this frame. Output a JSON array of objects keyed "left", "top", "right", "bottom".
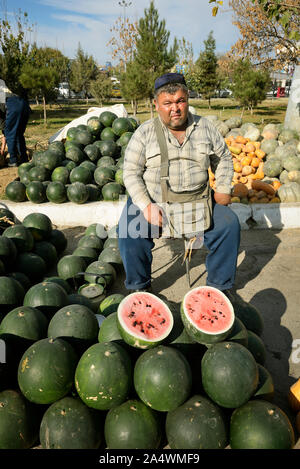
[
  {"left": 43, "top": 96, "right": 47, "bottom": 125},
  {"left": 134, "top": 99, "right": 138, "bottom": 116}
]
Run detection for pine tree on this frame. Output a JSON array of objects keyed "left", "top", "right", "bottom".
[
  {"left": 69, "top": 44, "right": 99, "bottom": 102},
  {"left": 134, "top": 1, "right": 178, "bottom": 116},
  {"left": 194, "top": 31, "right": 218, "bottom": 108},
  {"left": 19, "top": 64, "right": 59, "bottom": 124},
  {"left": 89, "top": 75, "right": 113, "bottom": 106},
  {"left": 120, "top": 60, "right": 149, "bottom": 115},
  {"left": 230, "top": 59, "right": 271, "bottom": 115}
]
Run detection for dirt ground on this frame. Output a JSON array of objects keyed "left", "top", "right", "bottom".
[{"left": 0, "top": 166, "right": 18, "bottom": 197}]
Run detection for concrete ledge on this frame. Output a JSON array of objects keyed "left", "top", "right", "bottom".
[{"left": 1, "top": 199, "right": 300, "bottom": 230}]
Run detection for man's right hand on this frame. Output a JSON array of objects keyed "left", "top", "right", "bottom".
[{"left": 143, "top": 203, "right": 164, "bottom": 227}]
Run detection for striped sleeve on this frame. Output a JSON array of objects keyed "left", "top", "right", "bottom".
[
  {"left": 122, "top": 124, "right": 152, "bottom": 211},
  {"left": 207, "top": 120, "right": 233, "bottom": 194}
]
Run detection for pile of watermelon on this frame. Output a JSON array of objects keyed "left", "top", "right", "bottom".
[
  {"left": 0, "top": 208, "right": 297, "bottom": 449},
  {"left": 5, "top": 111, "right": 138, "bottom": 204}
]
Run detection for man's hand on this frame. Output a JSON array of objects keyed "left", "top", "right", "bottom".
[
  {"left": 214, "top": 192, "right": 231, "bottom": 206},
  {"left": 143, "top": 203, "right": 164, "bottom": 227}
]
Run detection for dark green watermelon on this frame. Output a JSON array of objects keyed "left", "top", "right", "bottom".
[
  {"left": 0, "top": 305, "right": 48, "bottom": 342},
  {"left": 75, "top": 128, "right": 93, "bottom": 146},
  {"left": 201, "top": 341, "right": 259, "bottom": 408},
  {"left": 15, "top": 252, "right": 47, "bottom": 283},
  {"left": 57, "top": 254, "right": 87, "bottom": 288},
  {"left": 102, "top": 182, "right": 124, "bottom": 201},
  {"left": 112, "top": 117, "right": 134, "bottom": 136},
  {"left": 77, "top": 235, "right": 103, "bottom": 253},
  {"left": 84, "top": 143, "right": 100, "bottom": 162},
  {"left": 48, "top": 229, "right": 67, "bottom": 255},
  {"left": 99, "top": 293, "right": 125, "bottom": 317},
  {"left": 75, "top": 341, "right": 132, "bottom": 410},
  {"left": 32, "top": 241, "right": 58, "bottom": 269},
  {"left": 166, "top": 394, "right": 228, "bottom": 449},
  {"left": 39, "top": 396, "right": 103, "bottom": 449},
  {"left": 104, "top": 399, "right": 162, "bottom": 449},
  {"left": 98, "top": 312, "right": 122, "bottom": 343},
  {"left": 67, "top": 182, "right": 89, "bottom": 204},
  {"left": 37, "top": 150, "right": 61, "bottom": 171},
  {"left": 18, "top": 337, "right": 78, "bottom": 404},
  {"left": 51, "top": 166, "right": 70, "bottom": 185},
  {"left": 87, "top": 116, "right": 103, "bottom": 136},
  {"left": 46, "top": 181, "right": 67, "bottom": 204},
  {"left": 23, "top": 281, "right": 68, "bottom": 317},
  {"left": 229, "top": 399, "right": 295, "bottom": 449},
  {"left": 98, "top": 140, "right": 119, "bottom": 158},
  {"left": 5, "top": 181, "right": 27, "bottom": 202},
  {"left": 84, "top": 260, "right": 116, "bottom": 288},
  {"left": 99, "top": 111, "right": 117, "bottom": 128},
  {"left": 0, "top": 389, "right": 41, "bottom": 449},
  {"left": 100, "top": 127, "right": 118, "bottom": 142},
  {"left": 47, "top": 303, "right": 99, "bottom": 352},
  {"left": 70, "top": 166, "right": 93, "bottom": 185},
  {"left": 0, "top": 236, "right": 17, "bottom": 266},
  {"left": 0, "top": 276, "right": 25, "bottom": 318},
  {"left": 22, "top": 212, "right": 53, "bottom": 241},
  {"left": 73, "top": 246, "right": 98, "bottom": 265},
  {"left": 133, "top": 345, "right": 192, "bottom": 412},
  {"left": 2, "top": 224, "right": 34, "bottom": 253},
  {"left": 94, "top": 166, "right": 115, "bottom": 187},
  {"left": 65, "top": 145, "right": 85, "bottom": 164},
  {"left": 97, "top": 156, "right": 116, "bottom": 168}
]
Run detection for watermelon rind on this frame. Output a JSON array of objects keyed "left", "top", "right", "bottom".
[
  {"left": 180, "top": 286, "right": 235, "bottom": 345},
  {"left": 117, "top": 292, "right": 174, "bottom": 350},
  {"left": 229, "top": 399, "right": 295, "bottom": 449}
]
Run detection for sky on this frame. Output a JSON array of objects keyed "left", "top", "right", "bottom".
[{"left": 1, "top": 0, "right": 240, "bottom": 67}]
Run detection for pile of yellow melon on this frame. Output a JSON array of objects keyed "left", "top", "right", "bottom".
[{"left": 208, "top": 135, "right": 281, "bottom": 204}]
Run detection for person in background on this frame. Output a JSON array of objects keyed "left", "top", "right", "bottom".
[{"left": 0, "top": 79, "right": 31, "bottom": 167}]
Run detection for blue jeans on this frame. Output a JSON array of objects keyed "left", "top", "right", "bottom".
[
  {"left": 5, "top": 96, "right": 31, "bottom": 164},
  {"left": 118, "top": 196, "right": 241, "bottom": 291}
]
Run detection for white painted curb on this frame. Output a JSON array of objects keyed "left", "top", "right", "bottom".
[{"left": 1, "top": 199, "right": 300, "bottom": 230}]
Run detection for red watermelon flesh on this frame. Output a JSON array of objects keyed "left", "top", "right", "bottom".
[
  {"left": 117, "top": 292, "right": 174, "bottom": 349},
  {"left": 181, "top": 286, "right": 234, "bottom": 344},
  {"left": 185, "top": 288, "right": 232, "bottom": 333}
]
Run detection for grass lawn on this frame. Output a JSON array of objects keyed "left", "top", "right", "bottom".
[{"left": 24, "top": 96, "right": 289, "bottom": 151}]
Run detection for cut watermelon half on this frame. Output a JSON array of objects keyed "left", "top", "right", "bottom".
[
  {"left": 117, "top": 292, "right": 174, "bottom": 349},
  {"left": 181, "top": 286, "right": 235, "bottom": 345}
]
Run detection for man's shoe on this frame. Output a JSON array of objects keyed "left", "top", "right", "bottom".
[{"left": 7, "top": 162, "right": 18, "bottom": 167}]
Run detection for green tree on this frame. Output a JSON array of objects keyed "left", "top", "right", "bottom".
[
  {"left": 20, "top": 64, "right": 59, "bottom": 124},
  {"left": 0, "top": 8, "right": 33, "bottom": 96},
  {"left": 120, "top": 59, "right": 150, "bottom": 115},
  {"left": 69, "top": 44, "right": 99, "bottom": 102},
  {"left": 30, "top": 45, "right": 70, "bottom": 83},
  {"left": 90, "top": 74, "right": 113, "bottom": 106},
  {"left": 185, "top": 31, "right": 218, "bottom": 108},
  {"left": 230, "top": 59, "right": 271, "bottom": 115},
  {"left": 134, "top": 0, "right": 178, "bottom": 116}
]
